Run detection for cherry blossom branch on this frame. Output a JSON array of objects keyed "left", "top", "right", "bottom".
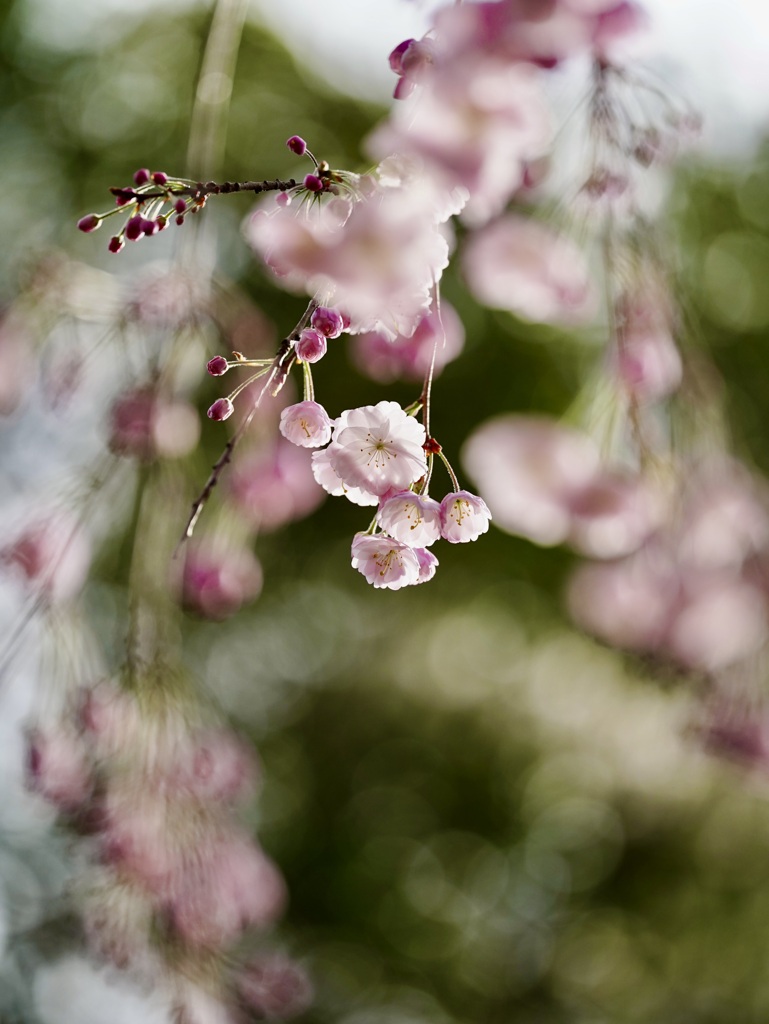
[
  {"left": 180, "top": 300, "right": 317, "bottom": 542},
  {"left": 109, "top": 178, "right": 298, "bottom": 205}
]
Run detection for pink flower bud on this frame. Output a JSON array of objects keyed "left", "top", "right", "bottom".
[
  {"left": 276, "top": 191, "right": 291, "bottom": 207},
  {"left": 108, "top": 236, "right": 124, "bottom": 254},
  {"left": 152, "top": 170, "right": 168, "bottom": 185},
  {"left": 388, "top": 39, "right": 415, "bottom": 76},
  {"left": 207, "top": 397, "right": 234, "bottom": 421},
  {"left": 125, "top": 215, "right": 144, "bottom": 241},
  {"left": 310, "top": 306, "right": 344, "bottom": 339},
  {"left": 207, "top": 355, "right": 229, "bottom": 376},
  {"left": 286, "top": 135, "right": 307, "bottom": 155},
  {"left": 303, "top": 173, "right": 323, "bottom": 193},
  {"left": 174, "top": 198, "right": 186, "bottom": 214},
  {"left": 77, "top": 214, "right": 101, "bottom": 233},
  {"left": 133, "top": 168, "right": 150, "bottom": 185},
  {"left": 295, "top": 327, "right": 327, "bottom": 363}
]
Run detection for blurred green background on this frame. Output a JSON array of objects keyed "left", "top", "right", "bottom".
[{"left": 4, "top": 1, "right": 769, "bottom": 1022}]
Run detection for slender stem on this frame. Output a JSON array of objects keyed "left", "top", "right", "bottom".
[
  {"left": 302, "top": 361, "right": 315, "bottom": 403},
  {"left": 420, "top": 282, "right": 443, "bottom": 440},
  {"left": 227, "top": 365, "right": 271, "bottom": 401},
  {"left": 180, "top": 300, "right": 317, "bottom": 542},
  {"left": 438, "top": 450, "right": 460, "bottom": 492}
]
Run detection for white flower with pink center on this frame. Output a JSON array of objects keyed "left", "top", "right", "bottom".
[
  {"left": 377, "top": 490, "right": 441, "bottom": 547},
  {"left": 279, "top": 401, "right": 332, "bottom": 449},
  {"left": 440, "top": 491, "right": 492, "bottom": 543},
  {"left": 329, "top": 401, "right": 428, "bottom": 498},
  {"left": 463, "top": 215, "right": 595, "bottom": 326},
  {"left": 351, "top": 533, "right": 421, "bottom": 590}
]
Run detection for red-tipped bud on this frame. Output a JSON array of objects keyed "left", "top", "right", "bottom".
[
  {"left": 108, "top": 236, "right": 125, "bottom": 254},
  {"left": 133, "top": 168, "right": 151, "bottom": 185},
  {"left": 77, "top": 214, "right": 101, "bottom": 233},
  {"left": 207, "top": 397, "right": 234, "bottom": 421},
  {"left": 155, "top": 215, "right": 168, "bottom": 231},
  {"left": 174, "top": 198, "right": 186, "bottom": 214},
  {"left": 175, "top": 215, "right": 185, "bottom": 226},
  {"left": 141, "top": 218, "right": 158, "bottom": 236},
  {"left": 125, "top": 215, "right": 144, "bottom": 241},
  {"left": 304, "top": 173, "right": 323, "bottom": 193},
  {"left": 286, "top": 135, "right": 307, "bottom": 156},
  {"left": 207, "top": 355, "right": 229, "bottom": 376},
  {"left": 152, "top": 171, "right": 168, "bottom": 186}
]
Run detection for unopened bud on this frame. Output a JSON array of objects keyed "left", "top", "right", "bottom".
[
  {"left": 303, "top": 173, "right": 323, "bottom": 193},
  {"left": 125, "top": 215, "right": 144, "bottom": 241},
  {"left": 133, "top": 168, "right": 151, "bottom": 186},
  {"left": 77, "top": 214, "right": 101, "bottom": 233},
  {"left": 108, "top": 236, "right": 125, "bottom": 254},
  {"left": 207, "top": 355, "right": 229, "bottom": 376},
  {"left": 207, "top": 397, "right": 234, "bottom": 421},
  {"left": 152, "top": 171, "right": 168, "bottom": 186},
  {"left": 174, "top": 198, "right": 186, "bottom": 214},
  {"left": 276, "top": 192, "right": 291, "bottom": 207},
  {"left": 286, "top": 135, "right": 307, "bottom": 156}
]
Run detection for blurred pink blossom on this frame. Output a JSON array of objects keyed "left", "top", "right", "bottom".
[
  {"left": 462, "top": 215, "right": 595, "bottom": 325},
  {"left": 237, "top": 953, "right": 314, "bottom": 1021},
  {"left": 167, "top": 834, "right": 286, "bottom": 948},
  {"left": 26, "top": 726, "right": 93, "bottom": 812},
  {"left": 1, "top": 515, "right": 91, "bottom": 601},
  {"left": 246, "top": 185, "right": 449, "bottom": 340},
  {"left": 614, "top": 288, "right": 682, "bottom": 401},
  {"left": 350, "top": 302, "right": 465, "bottom": 384},
  {"left": 180, "top": 544, "right": 263, "bottom": 620},
  {"left": 369, "top": 52, "right": 550, "bottom": 226},
  {"left": 109, "top": 388, "right": 200, "bottom": 461}
]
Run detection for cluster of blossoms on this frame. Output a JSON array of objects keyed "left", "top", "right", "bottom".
[
  {"left": 290, "top": 398, "right": 490, "bottom": 589},
  {"left": 26, "top": 680, "right": 312, "bottom": 1022}
]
